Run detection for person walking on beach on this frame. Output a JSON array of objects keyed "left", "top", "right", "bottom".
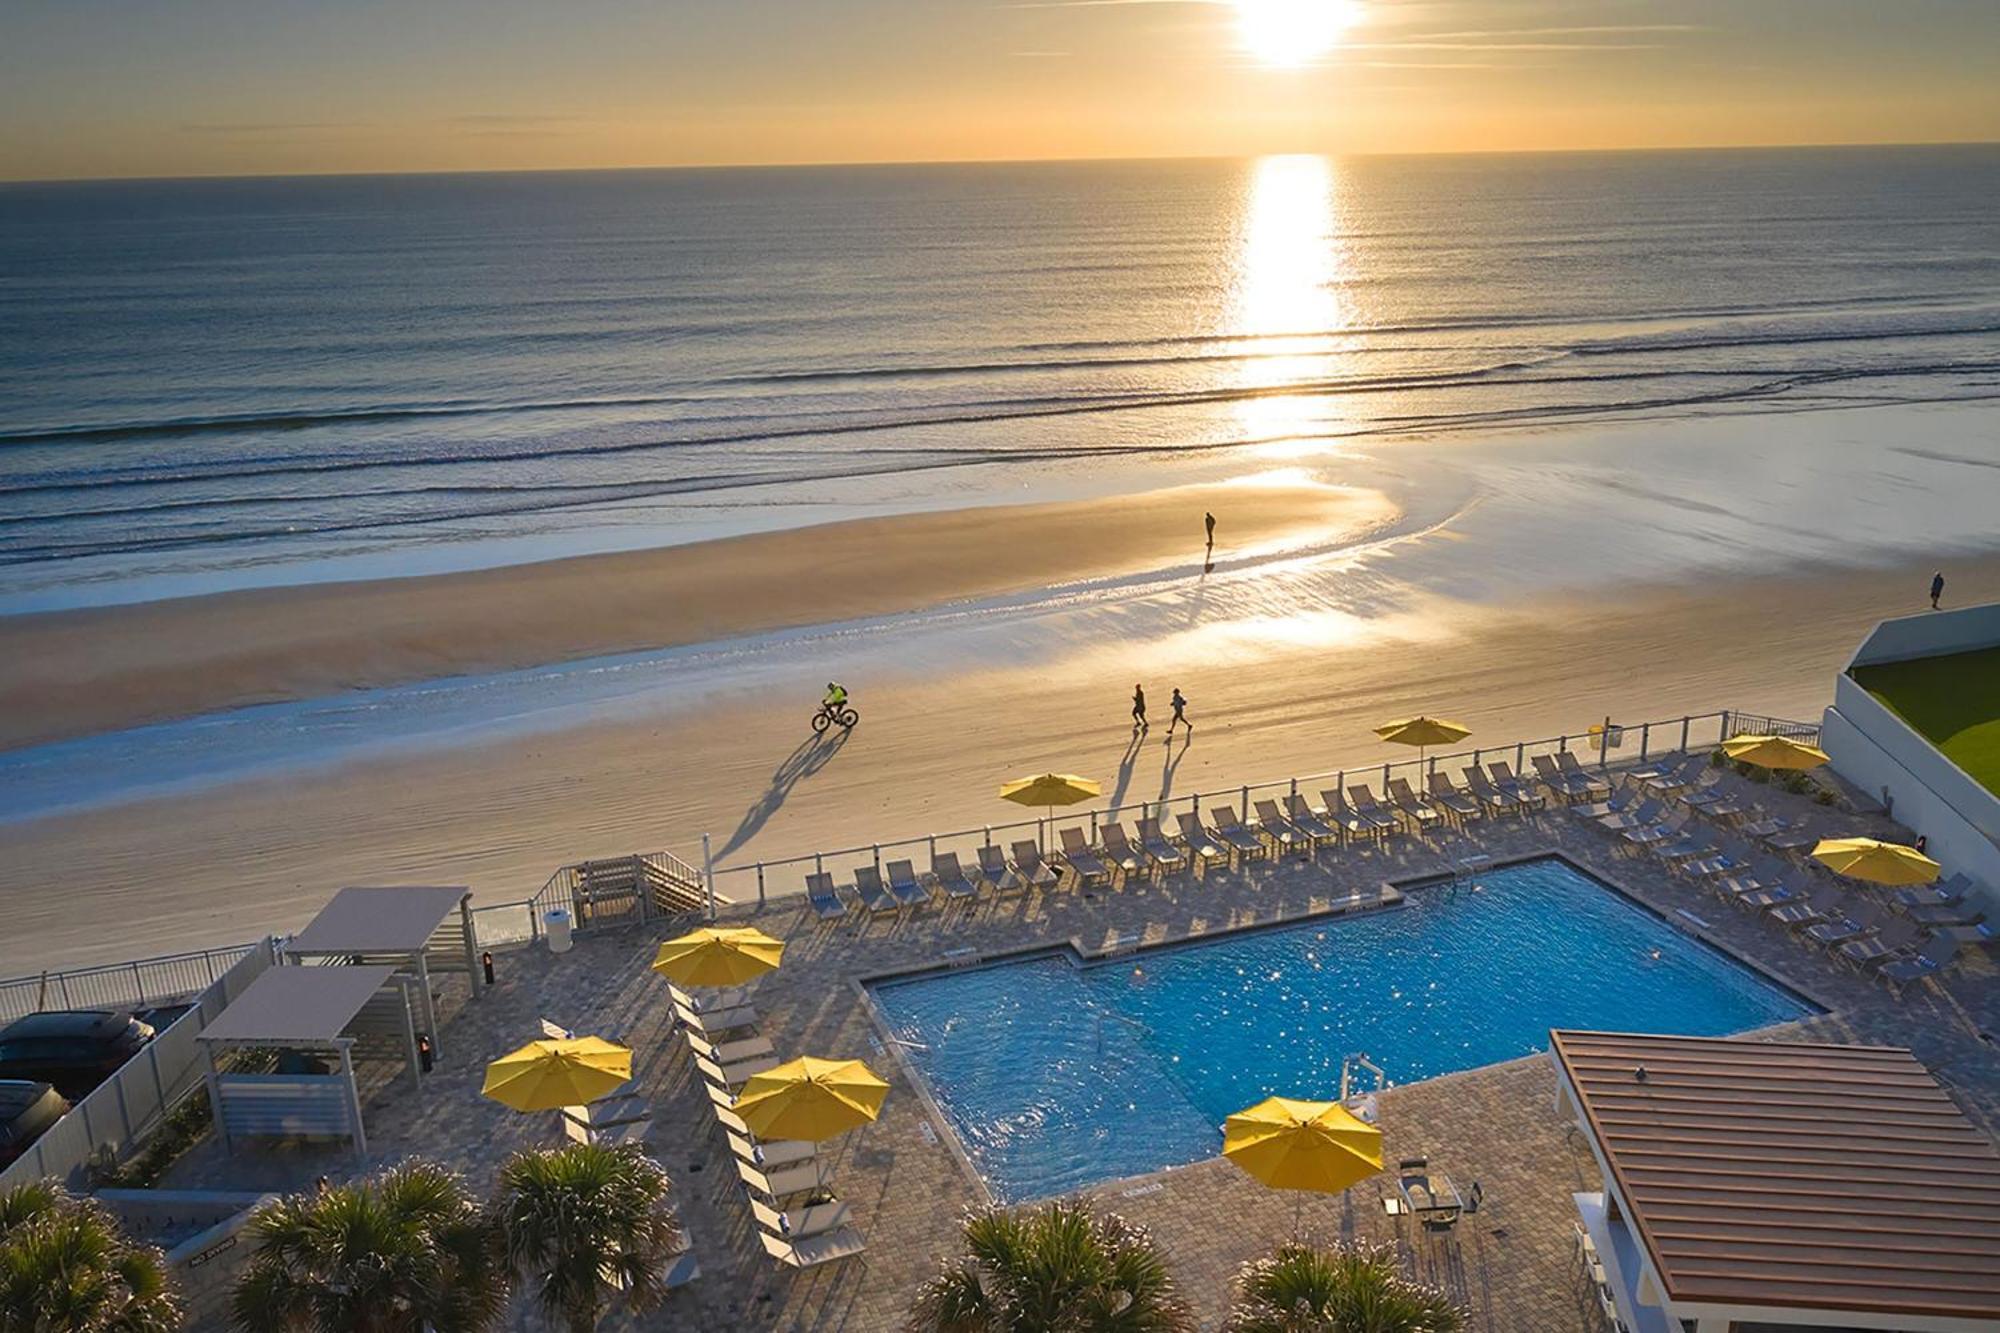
[
  {"left": 1131, "top": 684, "right": 1148, "bottom": 732},
  {"left": 1204, "top": 511, "right": 1216, "bottom": 548},
  {"left": 1167, "top": 687, "right": 1192, "bottom": 736},
  {"left": 1930, "top": 570, "right": 1945, "bottom": 610}
]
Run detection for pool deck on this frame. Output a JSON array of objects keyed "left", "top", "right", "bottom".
[{"left": 161, "top": 767, "right": 2000, "bottom": 1331}]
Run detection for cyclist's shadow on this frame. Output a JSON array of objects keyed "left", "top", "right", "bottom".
[{"left": 716, "top": 726, "right": 852, "bottom": 860}]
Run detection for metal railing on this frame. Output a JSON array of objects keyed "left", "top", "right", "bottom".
[
  {"left": 704, "top": 708, "right": 1820, "bottom": 908},
  {"left": 0, "top": 943, "right": 263, "bottom": 1025}
]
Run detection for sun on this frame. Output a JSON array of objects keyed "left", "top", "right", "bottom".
[{"left": 1232, "top": 0, "right": 1360, "bottom": 67}]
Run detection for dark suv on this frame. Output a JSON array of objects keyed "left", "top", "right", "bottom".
[
  {"left": 0, "top": 1011, "right": 155, "bottom": 1099},
  {"left": 0, "top": 1080, "right": 67, "bottom": 1168}
]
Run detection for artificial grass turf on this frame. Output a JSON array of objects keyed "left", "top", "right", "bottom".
[{"left": 1853, "top": 644, "right": 2000, "bottom": 798}]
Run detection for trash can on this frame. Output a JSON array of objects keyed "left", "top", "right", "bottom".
[{"left": 544, "top": 908, "right": 573, "bottom": 954}]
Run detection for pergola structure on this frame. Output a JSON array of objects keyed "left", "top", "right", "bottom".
[
  {"left": 283, "top": 885, "right": 483, "bottom": 1056},
  {"left": 198, "top": 964, "right": 418, "bottom": 1159}
]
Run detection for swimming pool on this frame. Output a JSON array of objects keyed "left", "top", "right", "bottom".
[{"left": 867, "top": 856, "right": 1812, "bottom": 1201}]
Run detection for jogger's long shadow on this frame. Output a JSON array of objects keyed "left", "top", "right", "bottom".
[
  {"left": 1107, "top": 727, "right": 1145, "bottom": 809},
  {"left": 717, "top": 727, "right": 851, "bottom": 860}
]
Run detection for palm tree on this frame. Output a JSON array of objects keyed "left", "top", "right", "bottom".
[
  {"left": 492, "top": 1142, "right": 684, "bottom": 1333},
  {"left": 0, "top": 1179, "right": 182, "bottom": 1333},
  {"left": 907, "top": 1199, "right": 1196, "bottom": 1332},
  {"left": 1224, "top": 1240, "right": 1464, "bottom": 1333},
  {"left": 230, "top": 1161, "right": 509, "bottom": 1333}
]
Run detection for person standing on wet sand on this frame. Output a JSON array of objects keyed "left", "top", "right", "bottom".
[
  {"left": 1132, "top": 684, "right": 1148, "bottom": 732},
  {"left": 1931, "top": 570, "right": 1945, "bottom": 609},
  {"left": 1167, "top": 687, "right": 1192, "bottom": 736},
  {"left": 1204, "top": 511, "right": 1216, "bottom": 548}
]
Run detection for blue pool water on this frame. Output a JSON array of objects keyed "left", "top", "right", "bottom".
[{"left": 868, "top": 857, "right": 1811, "bottom": 1201}]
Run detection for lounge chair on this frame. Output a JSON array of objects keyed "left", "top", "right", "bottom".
[
  {"left": 1596, "top": 796, "right": 1660, "bottom": 832},
  {"left": 1458, "top": 768, "right": 1519, "bottom": 816},
  {"left": 1425, "top": 773, "right": 1481, "bottom": 824},
  {"left": 1806, "top": 898, "right": 1883, "bottom": 947},
  {"left": 1733, "top": 879, "right": 1802, "bottom": 914},
  {"left": 1100, "top": 823, "right": 1150, "bottom": 879},
  {"left": 1879, "top": 937, "right": 1961, "bottom": 989},
  {"left": 1681, "top": 771, "right": 1731, "bottom": 810},
  {"left": 1640, "top": 755, "right": 1702, "bottom": 795},
  {"left": 673, "top": 999, "right": 760, "bottom": 1035},
  {"left": 1395, "top": 1157, "right": 1462, "bottom": 1229},
  {"left": 1558, "top": 750, "right": 1613, "bottom": 798},
  {"left": 665, "top": 982, "right": 757, "bottom": 1013},
  {"left": 684, "top": 1030, "right": 775, "bottom": 1067},
  {"left": 852, "top": 866, "right": 899, "bottom": 915},
  {"left": 703, "top": 1083, "right": 812, "bottom": 1157},
  {"left": 804, "top": 872, "right": 849, "bottom": 922},
  {"left": 749, "top": 1196, "right": 851, "bottom": 1240},
  {"left": 734, "top": 1157, "right": 829, "bottom": 1201},
  {"left": 1253, "top": 799, "right": 1309, "bottom": 855},
  {"left": 929, "top": 851, "right": 980, "bottom": 904},
  {"left": 695, "top": 1050, "right": 780, "bottom": 1089},
  {"left": 978, "top": 844, "right": 1028, "bottom": 896},
  {"left": 1284, "top": 794, "right": 1339, "bottom": 844},
  {"left": 1838, "top": 918, "right": 1924, "bottom": 971},
  {"left": 1709, "top": 860, "right": 1780, "bottom": 904},
  {"left": 1894, "top": 873, "right": 1972, "bottom": 909},
  {"left": 1210, "top": 806, "right": 1269, "bottom": 859},
  {"left": 729, "top": 1131, "right": 817, "bottom": 1170},
  {"left": 885, "top": 859, "right": 931, "bottom": 909},
  {"left": 1652, "top": 820, "right": 1717, "bottom": 866},
  {"left": 1532, "top": 753, "right": 1588, "bottom": 802},
  {"left": 1682, "top": 838, "right": 1753, "bottom": 879},
  {"left": 1622, "top": 808, "right": 1687, "bottom": 849},
  {"left": 1138, "top": 818, "right": 1188, "bottom": 872},
  {"left": 1385, "top": 779, "right": 1441, "bottom": 833},
  {"left": 758, "top": 1226, "right": 867, "bottom": 1268},
  {"left": 1059, "top": 827, "right": 1113, "bottom": 886},
  {"left": 1488, "top": 762, "right": 1542, "bottom": 810},
  {"left": 1319, "top": 788, "right": 1378, "bottom": 839},
  {"left": 1744, "top": 813, "right": 1816, "bottom": 854},
  {"left": 1346, "top": 784, "right": 1404, "bottom": 833},
  {"left": 1011, "top": 841, "right": 1062, "bottom": 891},
  {"left": 1766, "top": 885, "right": 1845, "bottom": 930},
  {"left": 1176, "top": 813, "right": 1230, "bottom": 865},
  {"left": 1903, "top": 898, "right": 1986, "bottom": 929}
]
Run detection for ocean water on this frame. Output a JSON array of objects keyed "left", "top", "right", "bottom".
[
  {"left": 869, "top": 857, "right": 1812, "bottom": 1201},
  {"left": 3, "top": 145, "right": 1996, "bottom": 611}
]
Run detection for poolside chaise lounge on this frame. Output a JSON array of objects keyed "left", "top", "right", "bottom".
[
  {"left": 1595, "top": 795, "right": 1660, "bottom": 832},
  {"left": 666, "top": 981, "right": 758, "bottom": 1013},
  {"left": 1805, "top": 898, "right": 1883, "bottom": 948},
  {"left": 1176, "top": 813, "right": 1230, "bottom": 865},
  {"left": 852, "top": 866, "right": 899, "bottom": 915},
  {"left": 1902, "top": 897, "right": 1985, "bottom": 929},
  {"left": 758, "top": 1226, "right": 868, "bottom": 1268},
  {"left": 728, "top": 1130, "right": 817, "bottom": 1170},
  {"left": 673, "top": 998, "right": 760, "bottom": 1035},
  {"left": 1487, "top": 761, "right": 1543, "bottom": 810},
  {"left": 804, "top": 872, "right": 849, "bottom": 922},
  {"left": 1210, "top": 806, "right": 1270, "bottom": 860},
  {"left": 1621, "top": 807, "right": 1688, "bottom": 849},
  {"left": 1766, "top": 885, "right": 1844, "bottom": 930},
  {"left": 1100, "top": 823, "right": 1151, "bottom": 879},
  {"left": 1010, "top": 841, "right": 1062, "bottom": 891},
  {"left": 885, "top": 859, "right": 932, "bottom": 909},
  {"left": 702, "top": 1084, "right": 816, "bottom": 1161},
  {"left": 1640, "top": 754, "right": 1704, "bottom": 795},
  {"left": 1573, "top": 786, "right": 1635, "bottom": 822},
  {"left": 1743, "top": 812, "right": 1817, "bottom": 854},
  {"left": 695, "top": 1050, "right": 780, "bottom": 1089},
  {"left": 1650, "top": 819, "right": 1717, "bottom": 866},
  {"left": 734, "top": 1157, "right": 830, "bottom": 1201},
  {"left": 1681, "top": 837, "right": 1753, "bottom": 880},
  {"left": 1253, "top": 799, "right": 1309, "bottom": 855},
  {"left": 1878, "top": 936, "right": 1960, "bottom": 989},
  {"left": 1059, "top": 827, "right": 1113, "bottom": 886},
  {"left": 1284, "top": 794, "right": 1339, "bottom": 844},
  {"left": 1837, "top": 918, "right": 1924, "bottom": 971},
  {"left": 1458, "top": 767, "right": 1519, "bottom": 816},
  {"left": 928, "top": 851, "right": 980, "bottom": 904},
  {"left": 1732, "top": 877, "right": 1803, "bottom": 914},
  {"left": 1425, "top": 773, "right": 1482, "bottom": 824},
  {"left": 1894, "top": 872, "right": 1973, "bottom": 909},
  {"left": 749, "top": 1196, "right": 851, "bottom": 1241},
  {"left": 1557, "top": 750, "right": 1614, "bottom": 797},
  {"left": 1531, "top": 753, "right": 1589, "bottom": 802},
  {"left": 1138, "top": 818, "right": 1188, "bottom": 871},
  {"left": 684, "top": 1029, "right": 775, "bottom": 1068},
  {"left": 1319, "top": 788, "right": 1379, "bottom": 840},
  {"left": 1385, "top": 779, "right": 1442, "bottom": 833},
  {"left": 978, "top": 844, "right": 1029, "bottom": 896},
  {"left": 1346, "top": 784, "right": 1404, "bottom": 833}
]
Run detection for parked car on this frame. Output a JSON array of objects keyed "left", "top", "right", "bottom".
[
  {"left": 0, "top": 1010, "right": 155, "bottom": 1099},
  {"left": 0, "top": 1080, "right": 68, "bottom": 1168}
]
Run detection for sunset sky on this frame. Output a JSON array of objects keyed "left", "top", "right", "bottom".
[{"left": 3, "top": 0, "right": 1996, "bottom": 180}]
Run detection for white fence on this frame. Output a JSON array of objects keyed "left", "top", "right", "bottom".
[
  {"left": 708, "top": 707, "right": 1814, "bottom": 908},
  {"left": 0, "top": 941, "right": 278, "bottom": 1192},
  {"left": 0, "top": 944, "right": 262, "bottom": 1026}
]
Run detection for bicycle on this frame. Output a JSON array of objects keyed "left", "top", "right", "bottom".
[{"left": 812, "top": 701, "right": 859, "bottom": 733}]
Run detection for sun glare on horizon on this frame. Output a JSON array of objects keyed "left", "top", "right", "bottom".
[{"left": 1232, "top": 0, "right": 1360, "bottom": 68}]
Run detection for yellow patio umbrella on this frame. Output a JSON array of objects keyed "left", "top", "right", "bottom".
[
  {"left": 650, "top": 926, "right": 784, "bottom": 988},
  {"left": 1224, "top": 1096, "right": 1384, "bottom": 1196},
  {"left": 734, "top": 1056, "right": 890, "bottom": 1142},
  {"left": 482, "top": 1036, "right": 632, "bottom": 1112},
  {"left": 1374, "top": 716, "right": 1471, "bottom": 771},
  {"left": 1722, "top": 734, "right": 1830, "bottom": 771},
  {"left": 1000, "top": 772, "right": 1102, "bottom": 832},
  {"left": 1812, "top": 837, "right": 1940, "bottom": 887}
]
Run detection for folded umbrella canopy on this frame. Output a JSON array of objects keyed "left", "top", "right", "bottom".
[
  {"left": 1812, "top": 837, "right": 1940, "bottom": 887},
  {"left": 1722, "top": 734, "right": 1830, "bottom": 770},
  {"left": 735, "top": 1056, "right": 890, "bottom": 1142},
  {"left": 482, "top": 1036, "right": 632, "bottom": 1112},
  {"left": 1223, "top": 1096, "right": 1383, "bottom": 1195},
  {"left": 650, "top": 926, "right": 784, "bottom": 988}
]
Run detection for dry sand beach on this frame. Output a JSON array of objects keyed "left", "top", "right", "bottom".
[{"left": 2, "top": 549, "right": 1994, "bottom": 973}]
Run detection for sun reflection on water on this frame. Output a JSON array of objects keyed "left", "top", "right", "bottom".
[{"left": 1229, "top": 154, "right": 1348, "bottom": 452}]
